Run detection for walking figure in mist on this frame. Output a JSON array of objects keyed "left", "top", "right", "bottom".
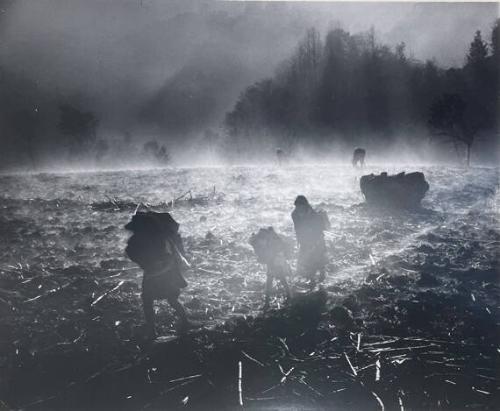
[
  {"left": 249, "top": 227, "right": 292, "bottom": 309},
  {"left": 352, "top": 148, "right": 366, "bottom": 168},
  {"left": 292, "top": 195, "right": 330, "bottom": 289},
  {"left": 125, "top": 211, "right": 190, "bottom": 338}
]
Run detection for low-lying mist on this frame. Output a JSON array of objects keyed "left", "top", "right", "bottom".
[{"left": 3, "top": 133, "right": 498, "bottom": 176}]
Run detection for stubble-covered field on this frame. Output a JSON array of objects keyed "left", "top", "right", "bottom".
[{"left": 0, "top": 165, "right": 498, "bottom": 410}]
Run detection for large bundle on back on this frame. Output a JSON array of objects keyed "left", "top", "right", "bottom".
[
  {"left": 124, "top": 211, "right": 189, "bottom": 276},
  {"left": 360, "top": 171, "right": 429, "bottom": 209}
]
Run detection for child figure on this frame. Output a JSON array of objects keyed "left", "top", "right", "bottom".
[
  {"left": 125, "top": 211, "right": 189, "bottom": 338},
  {"left": 249, "top": 227, "right": 292, "bottom": 309},
  {"left": 291, "top": 195, "right": 330, "bottom": 289}
]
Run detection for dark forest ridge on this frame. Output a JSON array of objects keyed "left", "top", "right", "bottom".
[{"left": 0, "top": 1, "right": 498, "bottom": 170}]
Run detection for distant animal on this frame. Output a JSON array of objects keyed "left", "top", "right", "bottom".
[
  {"left": 352, "top": 148, "right": 366, "bottom": 168},
  {"left": 249, "top": 227, "right": 292, "bottom": 309},
  {"left": 292, "top": 195, "right": 330, "bottom": 289},
  {"left": 276, "top": 148, "right": 286, "bottom": 166},
  {"left": 125, "top": 211, "right": 189, "bottom": 338}
]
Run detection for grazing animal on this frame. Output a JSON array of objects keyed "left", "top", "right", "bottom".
[
  {"left": 276, "top": 148, "right": 286, "bottom": 166},
  {"left": 249, "top": 227, "right": 292, "bottom": 309},
  {"left": 292, "top": 195, "right": 330, "bottom": 289},
  {"left": 125, "top": 211, "right": 189, "bottom": 338},
  {"left": 352, "top": 148, "right": 366, "bottom": 168}
]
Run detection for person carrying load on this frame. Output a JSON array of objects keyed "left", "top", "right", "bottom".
[{"left": 125, "top": 211, "right": 190, "bottom": 338}]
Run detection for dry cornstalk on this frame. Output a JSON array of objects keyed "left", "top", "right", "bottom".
[
  {"left": 398, "top": 395, "right": 405, "bottom": 411},
  {"left": 241, "top": 350, "right": 265, "bottom": 367},
  {"left": 91, "top": 280, "right": 125, "bottom": 306},
  {"left": 372, "top": 391, "right": 385, "bottom": 411},
  {"left": 238, "top": 361, "right": 243, "bottom": 406},
  {"left": 169, "top": 374, "right": 202, "bottom": 383},
  {"left": 279, "top": 365, "right": 295, "bottom": 383},
  {"left": 344, "top": 352, "right": 357, "bottom": 376}
]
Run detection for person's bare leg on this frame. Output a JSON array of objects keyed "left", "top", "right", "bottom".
[
  {"left": 280, "top": 277, "right": 291, "bottom": 301},
  {"left": 264, "top": 271, "right": 273, "bottom": 309},
  {"left": 167, "top": 295, "right": 188, "bottom": 325},
  {"left": 308, "top": 272, "right": 316, "bottom": 291},
  {"left": 142, "top": 292, "right": 156, "bottom": 338},
  {"left": 318, "top": 268, "right": 326, "bottom": 283}
]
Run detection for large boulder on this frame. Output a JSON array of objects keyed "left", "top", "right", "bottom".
[{"left": 360, "top": 171, "right": 429, "bottom": 209}]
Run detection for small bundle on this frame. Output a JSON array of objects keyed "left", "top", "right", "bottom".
[{"left": 249, "top": 227, "right": 291, "bottom": 266}]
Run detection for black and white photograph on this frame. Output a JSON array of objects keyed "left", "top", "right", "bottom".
[{"left": 0, "top": 0, "right": 499, "bottom": 409}]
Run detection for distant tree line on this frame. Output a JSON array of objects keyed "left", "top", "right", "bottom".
[
  {"left": 0, "top": 71, "right": 171, "bottom": 169},
  {"left": 225, "top": 21, "right": 499, "bottom": 164}
]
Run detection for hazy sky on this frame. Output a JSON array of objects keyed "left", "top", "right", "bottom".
[{"left": 0, "top": 0, "right": 497, "bottom": 130}]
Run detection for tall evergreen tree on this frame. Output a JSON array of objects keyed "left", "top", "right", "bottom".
[{"left": 466, "top": 30, "right": 488, "bottom": 67}]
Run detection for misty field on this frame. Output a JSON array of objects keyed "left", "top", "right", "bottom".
[{"left": 0, "top": 165, "right": 499, "bottom": 410}]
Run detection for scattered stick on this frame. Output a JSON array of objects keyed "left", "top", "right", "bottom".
[
  {"left": 363, "top": 338, "right": 401, "bottom": 347},
  {"left": 372, "top": 391, "right": 385, "bottom": 411},
  {"left": 368, "top": 344, "right": 437, "bottom": 353},
  {"left": 400, "top": 267, "right": 419, "bottom": 273},
  {"left": 20, "top": 275, "right": 44, "bottom": 284},
  {"left": 106, "top": 271, "right": 125, "bottom": 279},
  {"left": 295, "top": 376, "right": 323, "bottom": 397},
  {"left": 278, "top": 364, "right": 295, "bottom": 384},
  {"left": 172, "top": 190, "right": 191, "bottom": 204},
  {"left": 169, "top": 374, "right": 202, "bottom": 383},
  {"left": 375, "top": 359, "right": 381, "bottom": 382},
  {"left": 238, "top": 361, "right": 243, "bottom": 406},
  {"left": 369, "top": 254, "right": 376, "bottom": 266},
  {"left": 472, "top": 387, "right": 490, "bottom": 395},
  {"left": 91, "top": 281, "right": 125, "bottom": 307},
  {"left": 398, "top": 395, "right": 405, "bottom": 411},
  {"left": 196, "top": 267, "right": 222, "bottom": 275},
  {"left": 160, "top": 379, "right": 197, "bottom": 396},
  {"left": 344, "top": 352, "right": 357, "bottom": 376},
  {"left": 241, "top": 350, "right": 265, "bottom": 367},
  {"left": 261, "top": 383, "right": 281, "bottom": 394},
  {"left": 24, "top": 282, "right": 71, "bottom": 303},
  {"left": 133, "top": 202, "right": 143, "bottom": 215}
]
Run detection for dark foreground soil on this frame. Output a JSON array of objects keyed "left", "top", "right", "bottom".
[{"left": 1, "top": 237, "right": 499, "bottom": 410}]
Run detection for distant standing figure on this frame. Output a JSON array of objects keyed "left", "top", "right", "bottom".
[
  {"left": 292, "top": 196, "right": 330, "bottom": 289},
  {"left": 125, "top": 211, "right": 189, "bottom": 338},
  {"left": 352, "top": 148, "right": 366, "bottom": 168},
  {"left": 276, "top": 148, "right": 285, "bottom": 166},
  {"left": 249, "top": 227, "right": 292, "bottom": 309}
]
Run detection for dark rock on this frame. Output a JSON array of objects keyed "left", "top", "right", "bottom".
[
  {"left": 417, "top": 272, "right": 441, "bottom": 287},
  {"left": 329, "top": 305, "right": 354, "bottom": 331},
  {"left": 360, "top": 171, "right": 429, "bottom": 209},
  {"left": 288, "top": 290, "right": 328, "bottom": 328}
]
